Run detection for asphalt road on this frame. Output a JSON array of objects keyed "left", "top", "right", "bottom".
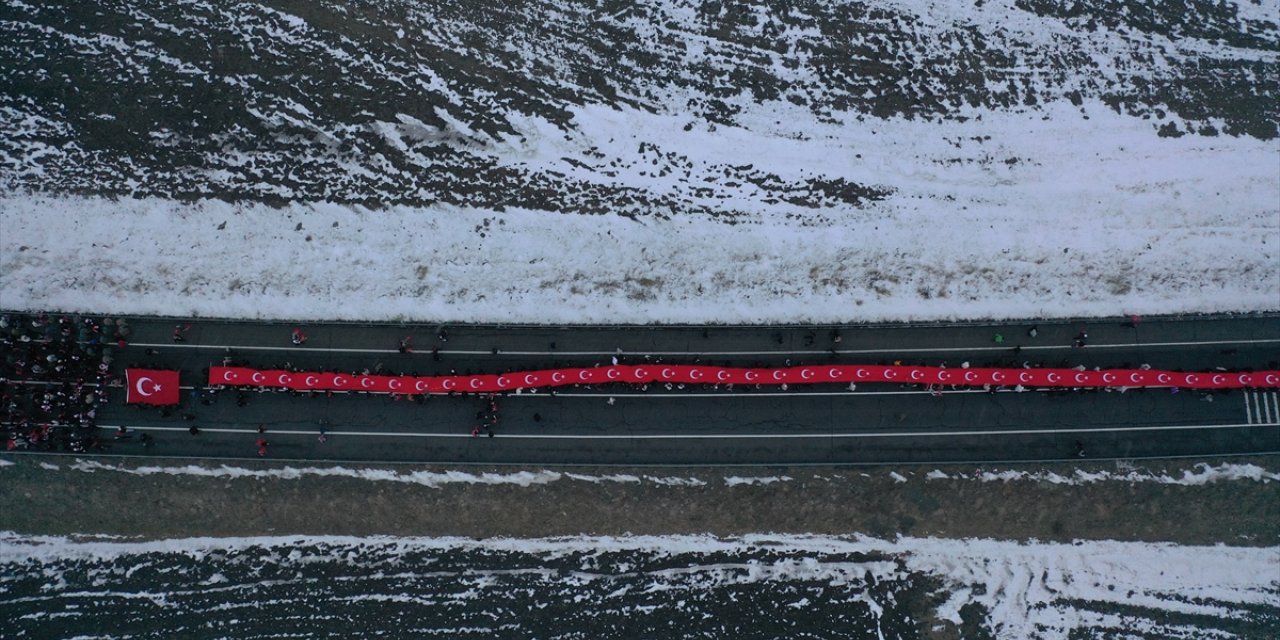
[{"left": 17, "top": 314, "right": 1280, "bottom": 465}]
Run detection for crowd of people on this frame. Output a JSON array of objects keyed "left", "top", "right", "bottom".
[
  {"left": 1, "top": 313, "right": 118, "bottom": 452},
  {"left": 3, "top": 314, "right": 1253, "bottom": 456}
]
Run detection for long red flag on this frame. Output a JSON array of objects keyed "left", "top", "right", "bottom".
[{"left": 209, "top": 365, "right": 1280, "bottom": 394}]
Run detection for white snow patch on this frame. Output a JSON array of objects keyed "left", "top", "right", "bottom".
[
  {"left": 724, "top": 475, "right": 792, "bottom": 486},
  {"left": 971, "top": 463, "right": 1280, "bottom": 485},
  {"left": 53, "top": 459, "right": 706, "bottom": 489},
  {"left": 3, "top": 99, "right": 1276, "bottom": 324},
  {"left": 0, "top": 531, "right": 1274, "bottom": 640}
]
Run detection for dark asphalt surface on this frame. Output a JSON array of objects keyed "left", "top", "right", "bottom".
[{"left": 17, "top": 314, "right": 1280, "bottom": 465}]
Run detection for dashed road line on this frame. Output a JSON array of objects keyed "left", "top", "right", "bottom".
[
  {"left": 104, "top": 422, "right": 1279, "bottom": 440},
  {"left": 127, "top": 338, "right": 1280, "bottom": 357}
]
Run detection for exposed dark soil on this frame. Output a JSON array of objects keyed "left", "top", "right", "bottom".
[{"left": 2, "top": 0, "right": 1274, "bottom": 210}]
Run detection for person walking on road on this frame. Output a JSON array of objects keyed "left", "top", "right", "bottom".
[
  {"left": 291, "top": 328, "right": 308, "bottom": 345},
  {"left": 1073, "top": 329, "right": 1088, "bottom": 348},
  {"left": 398, "top": 336, "right": 414, "bottom": 354},
  {"left": 255, "top": 438, "right": 269, "bottom": 456},
  {"left": 172, "top": 324, "right": 190, "bottom": 343}
]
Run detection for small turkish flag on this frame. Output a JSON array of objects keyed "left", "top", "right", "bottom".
[{"left": 125, "top": 369, "right": 181, "bottom": 405}]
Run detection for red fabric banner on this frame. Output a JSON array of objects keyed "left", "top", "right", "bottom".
[
  {"left": 209, "top": 365, "right": 1280, "bottom": 394},
  {"left": 125, "top": 368, "right": 182, "bottom": 405}
]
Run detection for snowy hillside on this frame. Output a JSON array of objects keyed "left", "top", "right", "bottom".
[{"left": 1, "top": 0, "right": 1277, "bottom": 322}]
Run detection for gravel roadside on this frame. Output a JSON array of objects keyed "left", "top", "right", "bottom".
[{"left": 2, "top": 455, "right": 1276, "bottom": 545}]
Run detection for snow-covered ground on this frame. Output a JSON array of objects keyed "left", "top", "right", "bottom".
[
  {"left": 1, "top": 0, "right": 1277, "bottom": 323},
  {"left": 2, "top": 100, "right": 1276, "bottom": 323},
  {"left": 1, "top": 531, "right": 1275, "bottom": 639}
]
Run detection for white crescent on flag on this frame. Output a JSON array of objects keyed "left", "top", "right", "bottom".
[
  {"left": 389, "top": 379, "right": 402, "bottom": 390},
  {"left": 443, "top": 379, "right": 456, "bottom": 390},
  {"left": 992, "top": 371, "right": 1005, "bottom": 382},
  {"left": 1075, "top": 373, "right": 1087, "bottom": 383},
  {"left": 884, "top": 370, "right": 897, "bottom": 379},
  {"left": 524, "top": 374, "right": 536, "bottom": 385},
  {"left": 415, "top": 380, "right": 428, "bottom": 392},
  {"left": 134, "top": 376, "right": 156, "bottom": 397},
  {"left": 1102, "top": 373, "right": 1116, "bottom": 383},
  {"left": 964, "top": 371, "right": 976, "bottom": 382},
  {"left": 222, "top": 370, "right": 235, "bottom": 382},
  {"left": 772, "top": 371, "right": 784, "bottom": 381},
  {"left": 1266, "top": 374, "right": 1278, "bottom": 385},
  {"left": 690, "top": 369, "right": 703, "bottom": 380},
  {"left": 552, "top": 372, "right": 565, "bottom": 383},
  {"left": 1047, "top": 372, "right": 1061, "bottom": 383},
  {"left": 1019, "top": 372, "right": 1032, "bottom": 383},
  {"left": 607, "top": 369, "right": 621, "bottom": 380},
  {"left": 497, "top": 376, "right": 510, "bottom": 387},
  {"left": 1212, "top": 375, "right": 1224, "bottom": 385},
  {"left": 634, "top": 368, "right": 647, "bottom": 379},
  {"left": 470, "top": 379, "right": 482, "bottom": 389},
  {"left": 361, "top": 378, "right": 373, "bottom": 389},
  {"left": 579, "top": 370, "right": 590, "bottom": 381},
  {"left": 717, "top": 370, "right": 729, "bottom": 381},
  {"left": 334, "top": 376, "right": 348, "bottom": 386},
  {"left": 856, "top": 369, "right": 869, "bottom": 379},
  {"left": 745, "top": 371, "right": 759, "bottom": 381},
  {"left": 910, "top": 370, "right": 923, "bottom": 381},
  {"left": 1130, "top": 373, "right": 1142, "bottom": 384},
  {"left": 801, "top": 369, "right": 814, "bottom": 380},
  {"left": 305, "top": 375, "right": 319, "bottom": 387},
  {"left": 938, "top": 371, "right": 951, "bottom": 381},
  {"left": 828, "top": 368, "right": 840, "bottom": 379},
  {"left": 1185, "top": 374, "right": 1199, "bottom": 385},
  {"left": 1237, "top": 374, "right": 1251, "bottom": 386},
  {"left": 278, "top": 373, "right": 291, "bottom": 385},
  {"left": 251, "top": 372, "right": 265, "bottom": 383},
  {"left": 662, "top": 368, "right": 674, "bottom": 379}
]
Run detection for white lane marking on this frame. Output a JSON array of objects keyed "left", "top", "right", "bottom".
[
  {"left": 127, "top": 338, "right": 1280, "bottom": 357},
  {"left": 101, "top": 422, "right": 1279, "bottom": 439},
  {"left": 1264, "top": 392, "right": 1279, "bottom": 424},
  {"left": 1245, "top": 392, "right": 1256, "bottom": 425}
]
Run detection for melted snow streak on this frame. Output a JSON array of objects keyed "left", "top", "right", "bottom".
[
  {"left": 0, "top": 0, "right": 1275, "bottom": 209},
  {"left": 0, "top": 534, "right": 1276, "bottom": 640}
]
